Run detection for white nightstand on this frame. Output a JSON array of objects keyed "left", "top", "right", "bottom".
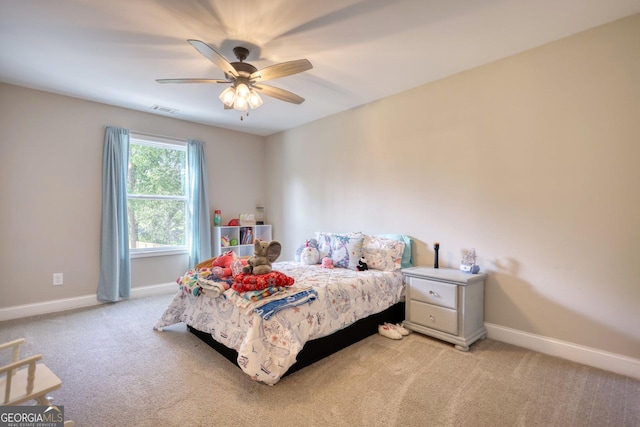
[{"left": 401, "top": 267, "right": 487, "bottom": 351}]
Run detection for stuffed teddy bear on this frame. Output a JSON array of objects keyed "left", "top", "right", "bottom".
[
  {"left": 357, "top": 257, "right": 369, "bottom": 271},
  {"left": 243, "top": 240, "right": 282, "bottom": 275}
]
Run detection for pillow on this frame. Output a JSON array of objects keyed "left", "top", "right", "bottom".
[
  {"left": 362, "top": 235, "right": 405, "bottom": 271},
  {"left": 330, "top": 234, "right": 364, "bottom": 269},
  {"left": 315, "top": 232, "right": 333, "bottom": 262},
  {"left": 377, "top": 234, "right": 413, "bottom": 268}
]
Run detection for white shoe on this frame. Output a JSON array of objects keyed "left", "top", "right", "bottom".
[
  {"left": 392, "top": 323, "right": 410, "bottom": 336},
  {"left": 378, "top": 324, "right": 402, "bottom": 340}
]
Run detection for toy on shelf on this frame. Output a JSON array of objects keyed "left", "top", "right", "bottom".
[{"left": 221, "top": 235, "right": 230, "bottom": 247}]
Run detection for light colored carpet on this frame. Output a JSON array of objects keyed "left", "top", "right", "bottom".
[{"left": 1, "top": 293, "right": 638, "bottom": 427}]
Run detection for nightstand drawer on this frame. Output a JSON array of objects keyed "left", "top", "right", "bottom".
[
  {"left": 409, "top": 300, "right": 458, "bottom": 335},
  {"left": 408, "top": 277, "right": 457, "bottom": 309}
]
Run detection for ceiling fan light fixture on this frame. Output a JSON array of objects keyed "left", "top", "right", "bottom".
[
  {"left": 248, "top": 90, "right": 263, "bottom": 109},
  {"left": 233, "top": 95, "right": 249, "bottom": 111},
  {"left": 219, "top": 86, "right": 236, "bottom": 107},
  {"left": 235, "top": 83, "right": 250, "bottom": 98}
]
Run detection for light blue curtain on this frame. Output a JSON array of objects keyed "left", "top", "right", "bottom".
[
  {"left": 98, "top": 126, "right": 131, "bottom": 302},
  {"left": 187, "top": 139, "right": 211, "bottom": 266}
]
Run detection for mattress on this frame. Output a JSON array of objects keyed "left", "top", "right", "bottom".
[{"left": 154, "top": 261, "right": 405, "bottom": 384}]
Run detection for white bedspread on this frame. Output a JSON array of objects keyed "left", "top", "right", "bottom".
[{"left": 154, "top": 261, "right": 405, "bottom": 384}]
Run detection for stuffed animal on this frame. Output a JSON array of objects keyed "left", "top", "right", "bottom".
[
  {"left": 211, "top": 251, "right": 247, "bottom": 278},
  {"left": 357, "top": 257, "right": 369, "bottom": 271},
  {"left": 321, "top": 257, "right": 334, "bottom": 269},
  {"left": 295, "top": 238, "right": 318, "bottom": 262},
  {"left": 300, "top": 240, "right": 320, "bottom": 265},
  {"left": 243, "top": 240, "right": 282, "bottom": 275}
]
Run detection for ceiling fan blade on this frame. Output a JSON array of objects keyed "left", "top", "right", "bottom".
[
  {"left": 188, "top": 39, "right": 239, "bottom": 78},
  {"left": 254, "top": 84, "right": 305, "bottom": 104},
  {"left": 250, "top": 59, "right": 312, "bottom": 82},
  {"left": 156, "top": 78, "right": 229, "bottom": 84}
]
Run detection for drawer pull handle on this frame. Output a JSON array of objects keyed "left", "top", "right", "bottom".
[
  {"left": 429, "top": 315, "right": 436, "bottom": 322},
  {"left": 429, "top": 290, "right": 440, "bottom": 298}
]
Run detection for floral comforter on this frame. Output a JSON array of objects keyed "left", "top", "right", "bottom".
[{"left": 154, "top": 261, "right": 405, "bottom": 385}]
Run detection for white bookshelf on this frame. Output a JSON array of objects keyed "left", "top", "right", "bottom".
[{"left": 212, "top": 225, "right": 272, "bottom": 257}]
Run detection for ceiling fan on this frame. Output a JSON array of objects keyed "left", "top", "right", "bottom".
[{"left": 157, "top": 40, "right": 313, "bottom": 117}]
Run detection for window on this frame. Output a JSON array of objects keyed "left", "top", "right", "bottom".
[{"left": 127, "top": 134, "right": 188, "bottom": 257}]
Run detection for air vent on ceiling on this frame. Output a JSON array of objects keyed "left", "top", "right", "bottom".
[{"left": 151, "top": 104, "right": 178, "bottom": 114}]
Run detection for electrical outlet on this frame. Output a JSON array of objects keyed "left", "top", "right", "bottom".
[{"left": 53, "top": 273, "right": 63, "bottom": 286}]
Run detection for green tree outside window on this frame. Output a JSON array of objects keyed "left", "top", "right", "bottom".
[{"left": 127, "top": 140, "right": 187, "bottom": 250}]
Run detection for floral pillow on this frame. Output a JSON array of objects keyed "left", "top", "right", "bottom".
[
  {"left": 330, "top": 234, "right": 364, "bottom": 269},
  {"left": 315, "top": 232, "right": 333, "bottom": 262},
  {"left": 362, "top": 235, "right": 405, "bottom": 271},
  {"left": 377, "top": 234, "right": 414, "bottom": 268}
]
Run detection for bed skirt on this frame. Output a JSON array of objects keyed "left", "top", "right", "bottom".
[{"left": 188, "top": 301, "right": 405, "bottom": 378}]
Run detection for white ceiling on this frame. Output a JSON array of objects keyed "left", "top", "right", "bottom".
[{"left": 1, "top": 1, "right": 639, "bottom": 136}]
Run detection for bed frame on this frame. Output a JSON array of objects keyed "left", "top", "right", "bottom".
[{"left": 189, "top": 301, "right": 405, "bottom": 378}]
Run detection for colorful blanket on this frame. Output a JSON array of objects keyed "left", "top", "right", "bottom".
[{"left": 176, "top": 268, "right": 234, "bottom": 297}]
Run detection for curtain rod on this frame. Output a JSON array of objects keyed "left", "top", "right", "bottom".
[
  {"left": 103, "top": 126, "right": 187, "bottom": 143},
  {"left": 130, "top": 130, "right": 187, "bottom": 143}
]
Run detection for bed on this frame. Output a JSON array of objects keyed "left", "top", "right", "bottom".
[{"left": 154, "top": 233, "right": 412, "bottom": 385}]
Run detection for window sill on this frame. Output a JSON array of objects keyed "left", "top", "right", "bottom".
[{"left": 130, "top": 249, "right": 189, "bottom": 259}]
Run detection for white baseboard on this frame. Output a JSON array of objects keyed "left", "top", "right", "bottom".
[
  {"left": 0, "top": 283, "right": 177, "bottom": 322},
  {"left": 485, "top": 322, "right": 640, "bottom": 380}
]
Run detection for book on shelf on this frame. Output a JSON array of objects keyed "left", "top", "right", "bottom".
[{"left": 240, "top": 227, "right": 253, "bottom": 245}]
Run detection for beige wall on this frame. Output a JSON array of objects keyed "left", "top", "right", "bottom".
[
  {"left": 0, "top": 83, "right": 264, "bottom": 308},
  {"left": 266, "top": 15, "right": 640, "bottom": 359}
]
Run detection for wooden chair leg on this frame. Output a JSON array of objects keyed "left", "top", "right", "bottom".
[{"left": 34, "top": 395, "right": 75, "bottom": 426}]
